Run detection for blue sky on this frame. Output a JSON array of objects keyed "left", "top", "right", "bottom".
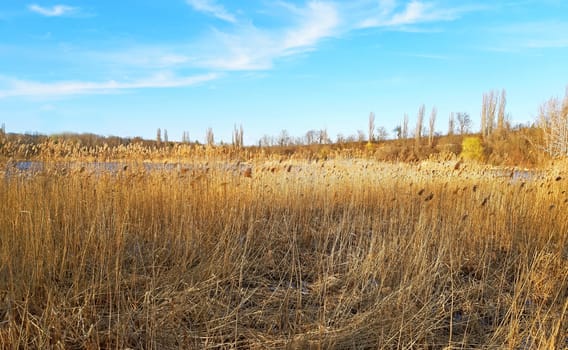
[{"left": 1, "top": 0, "right": 567, "bottom": 143}]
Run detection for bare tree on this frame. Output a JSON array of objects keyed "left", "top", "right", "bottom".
[
  {"left": 278, "top": 129, "right": 291, "bottom": 147},
  {"left": 318, "top": 129, "right": 329, "bottom": 144},
  {"left": 156, "top": 128, "right": 162, "bottom": 145},
  {"left": 497, "top": 89, "right": 507, "bottom": 133},
  {"left": 182, "top": 131, "right": 190, "bottom": 144},
  {"left": 206, "top": 127, "right": 214, "bottom": 147},
  {"left": 393, "top": 125, "right": 402, "bottom": 139},
  {"left": 481, "top": 90, "right": 498, "bottom": 137},
  {"left": 456, "top": 112, "right": 471, "bottom": 135},
  {"left": 448, "top": 112, "right": 455, "bottom": 136},
  {"left": 376, "top": 126, "right": 388, "bottom": 141},
  {"left": 232, "top": 124, "right": 244, "bottom": 148},
  {"left": 305, "top": 130, "right": 316, "bottom": 145},
  {"left": 402, "top": 113, "right": 409, "bottom": 139},
  {"left": 163, "top": 129, "right": 168, "bottom": 143},
  {"left": 259, "top": 134, "right": 273, "bottom": 147},
  {"left": 368, "top": 112, "right": 375, "bottom": 143},
  {"left": 428, "top": 107, "right": 437, "bottom": 147},
  {"left": 538, "top": 88, "right": 568, "bottom": 157},
  {"left": 357, "top": 130, "right": 366, "bottom": 143},
  {"left": 415, "top": 104, "right": 425, "bottom": 146}
]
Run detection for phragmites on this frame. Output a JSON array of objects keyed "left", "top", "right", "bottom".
[{"left": 0, "top": 158, "right": 566, "bottom": 349}]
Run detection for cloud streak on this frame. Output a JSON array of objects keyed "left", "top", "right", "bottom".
[
  {"left": 194, "top": 1, "right": 339, "bottom": 71},
  {"left": 28, "top": 4, "right": 77, "bottom": 17},
  {"left": 0, "top": 73, "right": 219, "bottom": 98},
  {"left": 358, "top": 0, "right": 476, "bottom": 28},
  {"left": 186, "top": 0, "right": 236, "bottom": 23}
]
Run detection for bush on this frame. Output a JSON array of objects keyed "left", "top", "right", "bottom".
[{"left": 461, "top": 137, "right": 484, "bottom": 161}]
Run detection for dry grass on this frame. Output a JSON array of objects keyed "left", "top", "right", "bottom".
[{"left": 0, "top": 158, "right": 567, "bottom": 349}]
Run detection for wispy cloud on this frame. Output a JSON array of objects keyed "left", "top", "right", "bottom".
[
  {"left": 0, "top": 73, "right": 219, "bottom": 98},
  {"left": 195, "top": 1, "right": 339, "bottom": 70},
  {"left": 186, "top": 0, "right": 236, "bottom": 23},
  {"left": 501, "top": 21, "right": 568, "bottom": 49},
  {"left": 479, "top": 20, "right": 568, "bottom": 53},
  {"left": 358, "top": 0, "right": 476, "bottom": 28},
  {"left": 28, "top": 4, "right": 77, "bottom": 17}
]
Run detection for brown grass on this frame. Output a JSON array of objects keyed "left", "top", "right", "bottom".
[{"left": 0, "top": 159, "right": 567, "bottom": 349}]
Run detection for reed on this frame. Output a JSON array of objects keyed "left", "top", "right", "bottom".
[{"left": 0, "top": 159, "right": 566, "bottom": 349}]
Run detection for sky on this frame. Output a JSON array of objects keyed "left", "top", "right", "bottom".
[{"left": 1, "top": 0, "right": 567, "bottom": 144}]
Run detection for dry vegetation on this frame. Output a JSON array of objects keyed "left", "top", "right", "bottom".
[{"left": 1, "top": 155, "right": 567, "bottom": 349}]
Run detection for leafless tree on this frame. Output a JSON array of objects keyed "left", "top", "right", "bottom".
[
  {"left": 206, "top": 127, "right": 214, "bottom": 147},
  {"left": 357, "top": 130, "right": 366, "bottom": 143},
  {"left": 393, "top": 125, "right": 402, "bottom": 139},
  {"left": 156, "top": 128, "right": 162, "bottom": 145},
  {"left": 318, "top": 129, "right": 329, "bottom": 144},
  {"left": 182, "top": 131, "right": 190, "bottom": 144},
  {"left": 481, "top": 90, "right": 498, "bottom": 137},
  {"left": 232, "top": 124, "right": 244, "bottom": 148},
  {"left": 497, "top": 89, "right": 507, "bottom": 133},
  {"left": 538, "top": 88, "right": 568, "bottom": 158},
  {"left": 376, "top": 126, "right": 388, "bottom": 141},
  {"left": 448, "top": 112, "right": 455, "bottom": 136},
  {"left": 278, "top": 129, "right": 291, "bottom": 147},
  {"left": 259, "top": 134, "right": 273, "bottom": 147},
  {"left": 305, "top": 130, "right": 316, "bottom": 145},
  {"left": 415, "top": 104, "right": 425, "bottom": 146},
  {"left": 368, "top": 112, "right": 375, "bottom": 143},
  {"left": 163, "top": 129, "right": 168, "bottom": 143},
  {"left": 428, "top": 107, "right": 437, "bottom": 147},
  {"left": 402, "top": 113, "right": 409, "bottom": 139},
  {"left": 456, "top": 112, "right": 471, "bottom": 135}
]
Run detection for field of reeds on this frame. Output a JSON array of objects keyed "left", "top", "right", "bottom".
[{"left": 1, "top": 157, "right": 567, "bottom": 349}]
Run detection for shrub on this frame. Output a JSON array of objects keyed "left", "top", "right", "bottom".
[{"left": 461, "top": 137, "right": 484, "bottom": 161}]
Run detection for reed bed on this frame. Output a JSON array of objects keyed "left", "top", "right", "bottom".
[{"left": 0, "top": 159, "right": 567, "bottom": 349}]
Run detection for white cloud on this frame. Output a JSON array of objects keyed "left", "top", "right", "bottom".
[
  {"left": 28, "top": 4, "right": 77, "bottom": 17},
  {"left": 196, "top": 1, "right": 339, "bottom": 70},
  {"left": 500, "top": 21, "right": 568, "bottom": 49},
  {"left": 358, "top": 0, "right": 471, "bottom": 28},
  {"left": 0, "top": 73, "right": 219, "bottom": 98},
  {"left": 186, "top": 0, "right": 236, "bottom": 23}
]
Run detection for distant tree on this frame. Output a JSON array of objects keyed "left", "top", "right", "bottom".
[
  {"left": 456, "top": 112, "right": 471, "bottom": 135},
  {"left": 182, "top": 131, "right": 190, "bottom": 144},
  {"left": 232, "top": 124, "right": 244, "bottom": 148},
  {"left": 461, "top": 137, "right": 485, "bottom": 161},
  {"left": 357, "top": 130, "right": 366, "bottom": 143},
  {"left": 156, "top": 128, "right": 162, "bottom": 144},
  {"left": 538, "top": 88, "right": 568, "bottom": 158},
  {"left": 448, "top": 112, "right": 455, "bottom": 136},
  {"left": 481, "top": 90, "right": 498, "bottom": 137},
  {"left": 206, "top": 127, "right": 215, "bottom": 146},
  {"left": 497, "top": 89, "right": 508, "bottom": 134},
  {"left": 428, "top": 107, "right": 437, "bottom": 147},
  {"left": 336, "top": 133, "right": 345, "bottom": 144},
  {"left": 393, "top": 125, "right": 402, "bottom": 139},
  {"left": 415, "top": 104, "right": 425, "bottom": 146},
  {"left": 368, "top": 112, "right": 375, "bottom": 143},
  {"left": 163, "top": 129, "right": 168, "bottom": 143},
  {"left": 376, "top": 126, "right": 388, "bottom": 141},
  {"left": 402, "top": 113, "right": 409, "bottom": 139},
  {"left": 259, "top": 134, "right": 273, "bottom": 147},
  {"left": 278, "top": 129, "right": 291, "bottom": 147},
  {"left": 318, "top": 129, "right": 329, "bottom": 144},
  {"left": 305, "top": 130, "right": 316, "bottom": 145}
]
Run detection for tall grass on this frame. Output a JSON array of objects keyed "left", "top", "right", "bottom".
[{"left": 0, "top": 159, "right": 567, "bottom": 349}]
